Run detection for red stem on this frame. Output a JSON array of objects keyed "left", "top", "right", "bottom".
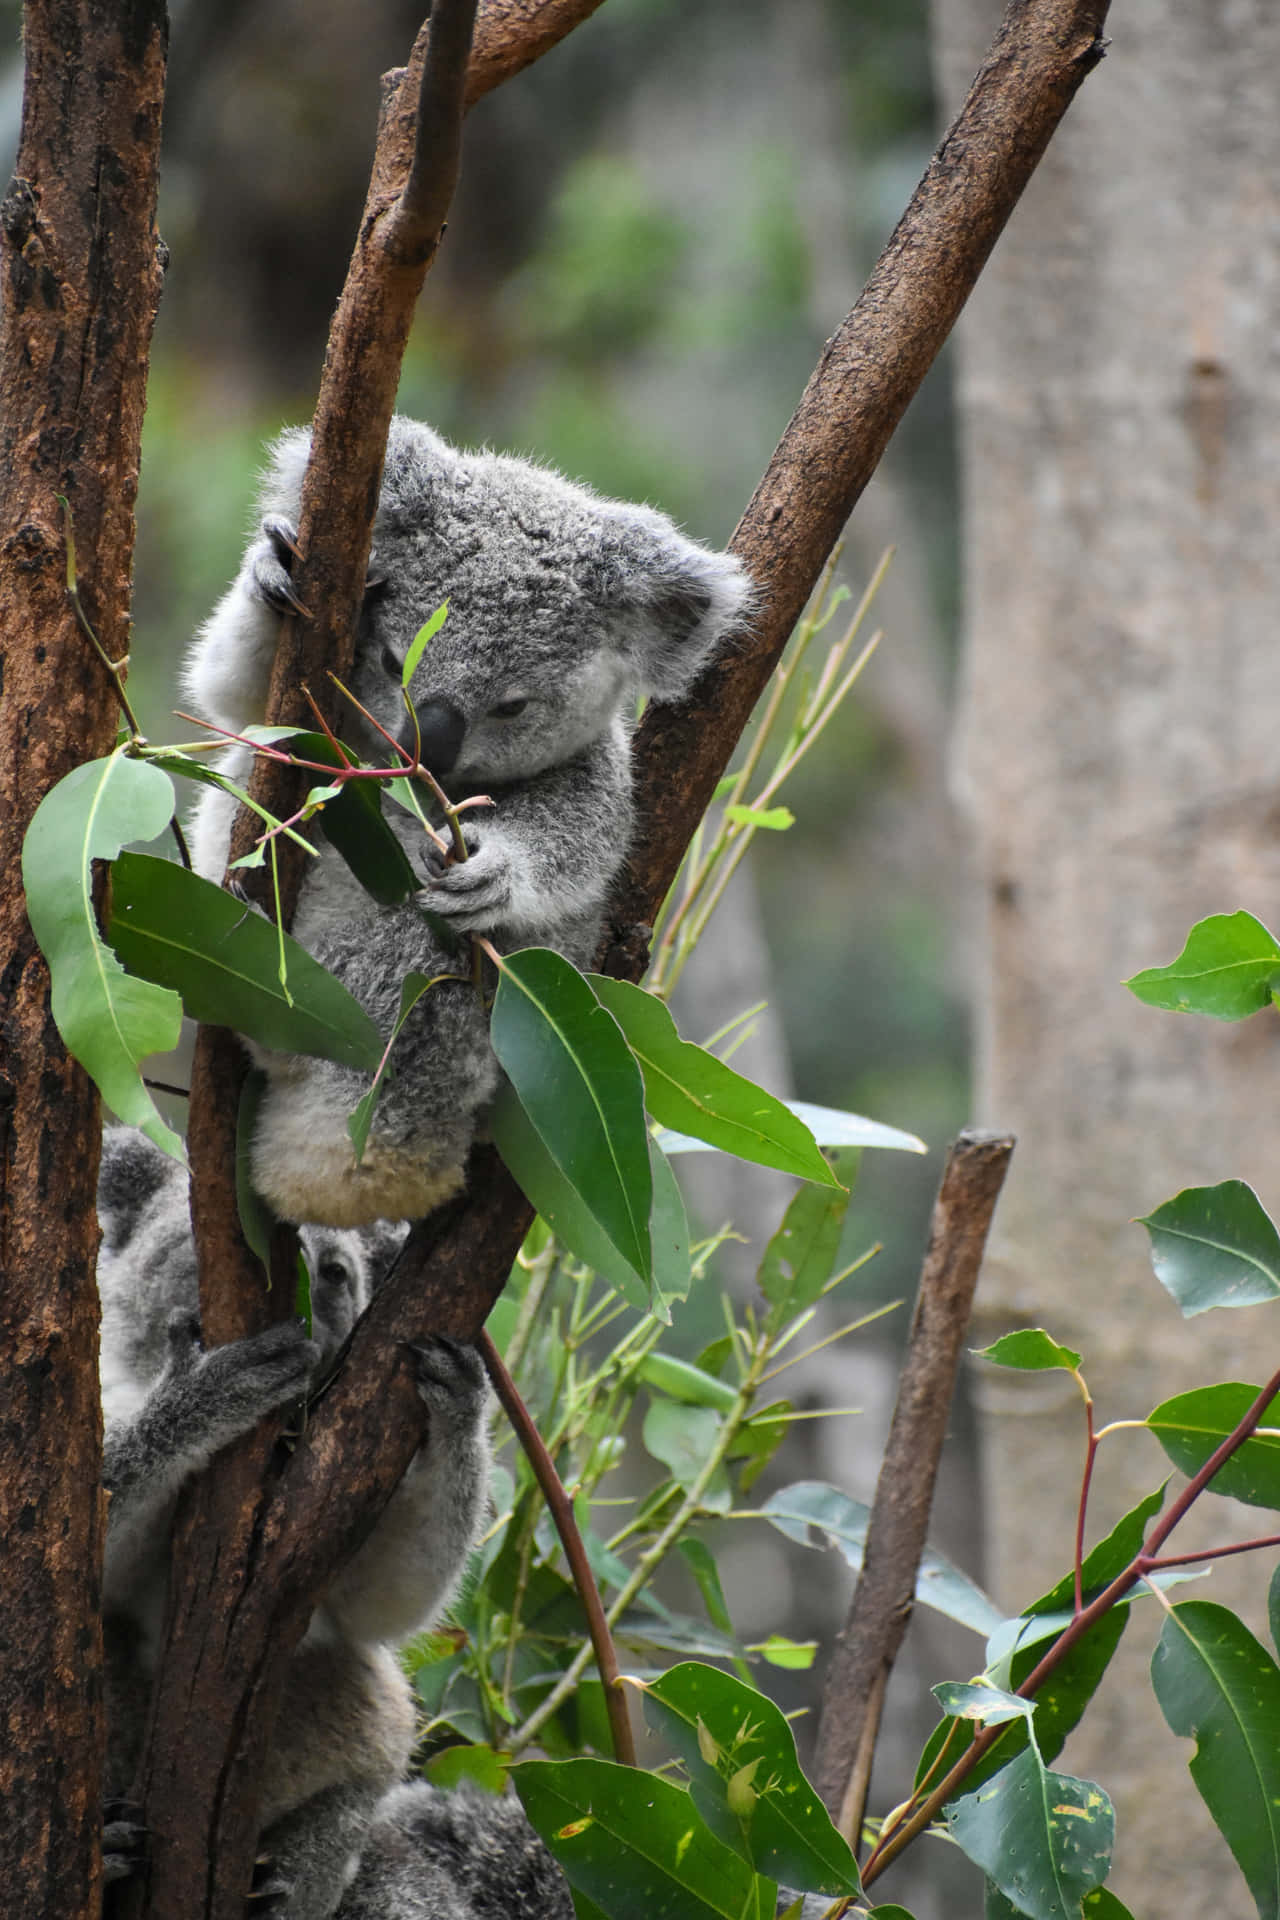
[{"left": 1073, "top": 1393, "right": 1097, "bottom": 1617}]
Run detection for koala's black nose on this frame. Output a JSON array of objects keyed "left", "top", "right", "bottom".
[{"left": 399, "top": 697, "right": 466, "bottom": 775}]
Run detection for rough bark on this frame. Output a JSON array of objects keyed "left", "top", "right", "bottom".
[
  {"left": 939, "top": 1, "right": 1280, "bottom": 1910},
  {"left": 138, "top": 0, "right": 1112, "bottom": 1910},
  {"left": 0, "top": 3, "right": 167, "bottom": 1915}
]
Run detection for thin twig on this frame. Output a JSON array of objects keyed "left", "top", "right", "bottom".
[
  {"left": 386, "top": 0, "right": 480, "bottom": 264},
  {"left": 479, "top": 1330, "right": 636, "bottom": 1768},
  {"left": 813, "top": 1130, "right": 1015, "bottom": 1846}
]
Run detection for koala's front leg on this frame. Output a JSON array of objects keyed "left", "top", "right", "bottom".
[{"left": 322, "top": 1335, "right": 490, "bottom": 1648}]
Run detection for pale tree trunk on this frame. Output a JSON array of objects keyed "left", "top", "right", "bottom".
[{"left": 940, "top": 1, "right": 1280, "bottom": 1911}]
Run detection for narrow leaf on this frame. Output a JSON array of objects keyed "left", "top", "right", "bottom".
[
  {"left": 640, "top": 1663, "right": 860, "bottom": 1897},
  {"left": 1148, "top": 1382, "right": 1280, "bottom": 1510},
  {"left": 722, "top": 803, "right": 795, "bottom": 831},
  {"left": 514, "top": 1757, "right": 757, "bottom": 1920},
  {"left": 22, "top": 753, "right": 184, "bottom": 1160},
  {"left": 636, "top": 1354, "right": 739, "bottom": 1413},
  {"left": 1150, "top": 1601, "right": 1280, "bottom": 1919},
  {"left": 108, "top": 851, "right": 382, "bottom": 1070},
  {"left": 946, "top": 1745, "right": 1113, "bottom": 1920},
  {"left": 933, "top": 1682, "right": 1033, "bottom": 1728},
  {"left": 1137, "top": 1181, "right": 1280, "bottom": 1315},
  {"left": 976, "top": 1330, "right": 1082, "bottom": 1374},
  {"left": 1125, "top": 911, "right": 1280, "bottom": 1020},
  {"left": 761, "top": 1482, "right": 1004, "bottom": 1637},
  {"left": 348, "top": 970, "right": 459, "bottom": 1161},
  {"left": 282, "top": 730, "right": 420, "bottom": 906},
  {"left": 402, "top": 601, "right": 449, "bottom": 686},
  {"left": 490, "top": 949, "right": 652, "bottom": 1282},
  {"left": 757, "top": 1172, "right": 857, "bottom": 1331},
  {"left": 588, "top": 976, "right": 838, "bottom": 1186}
]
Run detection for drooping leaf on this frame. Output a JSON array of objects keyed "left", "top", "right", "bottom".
[
  {"left": 1137, "top": 1182, "right": 1280, "bottom": 1315},
  {"left": 657, "top": 1098, "right": 925, "bottom": 1157},
  {"left": 975, "top": 1330, "right": 1082, "bottom": 1373},
  {"left": 1148, "top": 1382, "right": 1280, "bottom": 1510},
  {"left": 760, "top": 1482, "right": 1004, "bottom": 1637},
  {"left": 1125, "top": 911, "right": 1280, "bottom": 1020},
  {"left": 348, "top": 968, "right": 464, "bottom": 1161},
  {"left": 1150, "top": 1601, "right": 1280, "bottom": 1920},
  {"left": 757, "top": 1171, "right": 857, "bottom": 1332},
  {"left": 588, "top": 976, "right": 838, "bottom": 1186},
  {"left": 640, "top": 1663, "right": 860, "bottom": 1897},
  {"left": 490, "top": 949, "right": 652, "bottom": 1283},
  {"left": 108, "top": 852, "right": 382, "bottom": 1070},
  {"left": 513, "top": 1757, "right": 760, "bottom": 1920},
  {"left": 489, "top": 1088, "right": 689, "bottom": 1318},
  {"left": 235, "top": 1072, "right": 274, "bottom": 1269},
  {"left": 945, "top": 1743, "right": 1113, "bottom": 1920},
  {"left": 22, "top": 752, "right": 185, "bottom": 1159}
]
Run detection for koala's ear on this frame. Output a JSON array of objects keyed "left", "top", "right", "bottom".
[
  {"left": 98, "top": 1129, "right": 180, "bottom": 1253},
  {"left": 603, "top": 508, "right": 755, "bottom": 703}
]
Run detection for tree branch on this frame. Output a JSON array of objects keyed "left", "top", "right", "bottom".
[{"left": 812, "top": 1131, "right": 1014, "bottom": 1844}]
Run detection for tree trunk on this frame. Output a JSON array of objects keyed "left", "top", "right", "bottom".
[
  {"left": 941, "top": 1, "right": 1280, "bottom": 1910},
  {"left": 0, "top": 2, "right": 167, "bottom": 1914}
]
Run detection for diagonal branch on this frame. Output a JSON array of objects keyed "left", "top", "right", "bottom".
[{"left": 812, "top": 1131, "right": 1015, "bottom": 1846}]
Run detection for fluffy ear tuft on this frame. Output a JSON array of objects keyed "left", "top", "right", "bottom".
[{"left": 601, "top": 506, "right": 755, "bottom": 702}]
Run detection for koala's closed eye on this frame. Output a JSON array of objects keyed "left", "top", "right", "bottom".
[{"left": 488, "top": 696, "right": 529, "bottom": 720}]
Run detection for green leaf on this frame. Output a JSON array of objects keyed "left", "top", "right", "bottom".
[
  {"left": 757, "top": 1173, "right": 856, "bottom": 1332},
  {"left": 22, "top": 752, "right": 185, "bottom": 1160},
  {"left": 108, "top": 852, "right": 382, "bottom": 1070},
  {"left": 425, "top": 1743, "right": 508, "bottom": 1795},
  {"left": 347, "top": 969, "right": 460, "bottom": 1162},
  {"left": 402, "top": 601, "right": 449, "bottom": 686},
  {"left": 678, "top": 1540, "right": 740, "bottom": 1653},
  {"left": 975, "top": 1330, "right": 1082, "bottom": 1373},
  {"left": 642, "top": 1402, "right": 730, "bottom": 1511},
  {"left": 722, "top": 803, "right": 795, "bottom": 831},
  {"left": 490, "top": 1089, "right": 690, "bottom": 1319},
  {"left": 760, "top": 1482, "right": 1004, "bottom": 1637},
  {"left": 1150, "top": 1601, "right": 1280, "bottom": 1919},
  {"left": 1082, "top": 1894, "right": 1137, "bottom": 1920},
  {"left": 946, "top": 1744, "right": 1113, "bottom": 1920},
  {"left": 587, "top": 976, "right": 838, "bottom": 1186},
  {"left": 1137, "top": 1182, "right": 1280, "bottom": 1315},
  {"left": 490, "top": 949, "right": 652, "bottom": 1283},
  {"left": 1125, "top": 911, "right": 1280, "bottom": 1020},
  {"left": 262, "top": 729, "right": 421, "bottom": 906},
  {"left": 146, "top": 748, "right": 315, "bottom": 860},
  {"left": 751, "top": 1636, "right": 816, "bottom": 1671},
  {"left": 640, "top": 1663, "right": 860, "bottom": 1897},
  {"left": 513, "top": 1757, "right": 759, "bottom": 1920},
  {"left": 235, "top": 1073, "right": 274, "bottom": 1269},
  {"left": 1148, "top": 1382, "right": 1280, "bottom": 1510},
  {"left": 1269, "top": 1564, "right": 1280, "bottom": 1664},
  {"left": 933, "top": 1682, "right": 1033, "bottom": 1728},
  {"left": 636, "top": 1353, "right": 739, "bottom": 1412},
  {"left": 656, "top": 1098, "right": 925, "bottom": 1158}
]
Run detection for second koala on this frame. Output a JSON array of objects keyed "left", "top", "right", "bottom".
[{"left": 185, "top": 417, "right": 752, "bottom": 1227}]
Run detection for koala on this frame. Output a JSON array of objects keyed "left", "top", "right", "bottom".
[
  {"left": 96, "top": 1128, "right": 490, "bottom": 1916},
  {"left": 335, "top": 1783, "right": 574, "bottom": 1920},
  {"left": 184, "top": 417, "right": 752, "bottom": 1227}
]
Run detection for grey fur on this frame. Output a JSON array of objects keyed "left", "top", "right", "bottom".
[
  {"left": 184, "top": 417, "right": 753, "bottom": 1226},
  {"left": 336, "top": 1784, "right": 573, "bottom": 1920},
  {"left": 97, "top": 1127, "right": 490, "bottom": 1917}
]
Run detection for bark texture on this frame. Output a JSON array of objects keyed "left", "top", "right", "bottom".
[
  {"left": 0, "top": 2, "right": 167, "bottom": 1915},
  {"left": 940, "top": 2, "right": 1280, "bottom": 1910}
]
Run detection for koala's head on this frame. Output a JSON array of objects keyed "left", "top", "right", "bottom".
[{"left": 267, "top": 417, "right": 752, "bottom": 787}]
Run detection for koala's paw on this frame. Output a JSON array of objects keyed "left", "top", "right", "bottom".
[
  {"left": 249, "top": 515, "right": 309, "bottom": 618},
  {"left": 193, "top": 1319, "right": 321, "bottom": 1427},
  {"left": 416, "top": 838, "right": 516, "bottom": 933},
  {"left": 244, "top": 1851, "right": 291, "bottom": 1915},
  {"left": 102, "top": 1798, "right": 147, "bottom": 1885},
  {"left": 406, "top": 1334, "right": 487, "bottom": 1432}
]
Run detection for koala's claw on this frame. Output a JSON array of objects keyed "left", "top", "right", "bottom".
[
  {"left": 406, "top": 1333, "right": 487, "bottom": 1420},
  {"left": 251, "top": 515, "right": 311, "bottom": 620},
  {"left": 102, "top": 1798, "right": 147, "bottom": 1884},
  {"left": 245, "top": 1851, "right": 291, "bottom": 1914}
]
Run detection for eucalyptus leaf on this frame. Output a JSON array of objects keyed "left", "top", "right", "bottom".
[
  {"left": 640, "top": 1662, "right": 860, "bottom": 1897},
  {"left": 757, "top": 1173, "right": 856, "bottom": 1332},
  {"left": 975, "top": 1329, "right": 1082, "bottom": 1373},
  {"left": 1151, "top": 1601, "right": 1280, "bottom": 1919},
  {"left": 642, "top": 1401, "right": 730, "bottom": 1511},
  {"left": 761, "top": 1482, "right": 1004, "bottom": 1637},
  {"left": 588, "top": 976, "right": 837, "bottom": 1186},
  {"left": 514, "top": 1757, "right": 759, "bottom": 1920},
  {"left": 108, "top": 852, "right": 382, "bottom": 1071},
  {"left": 1125, "top": 910, "right": 1280, "bottom": 1020},
  {"left": 1148, "top": 1382, "right": 1280, "bottom": 1510},
  {"left": 945, "top": 1744, "right": 1113, "bottom": 1920},
  {"left": 490, "top": 949, "right": 652, "bottom": 1284},
  {"left": 657, "top": 1099, "right": 924, "bottom": 1157},
  {"left": 22, "top": 752, "right": 185, "bottom": 1160},
  {"left": 1137, "top": 1181, "right": 1280, "bottom": 1315}
]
